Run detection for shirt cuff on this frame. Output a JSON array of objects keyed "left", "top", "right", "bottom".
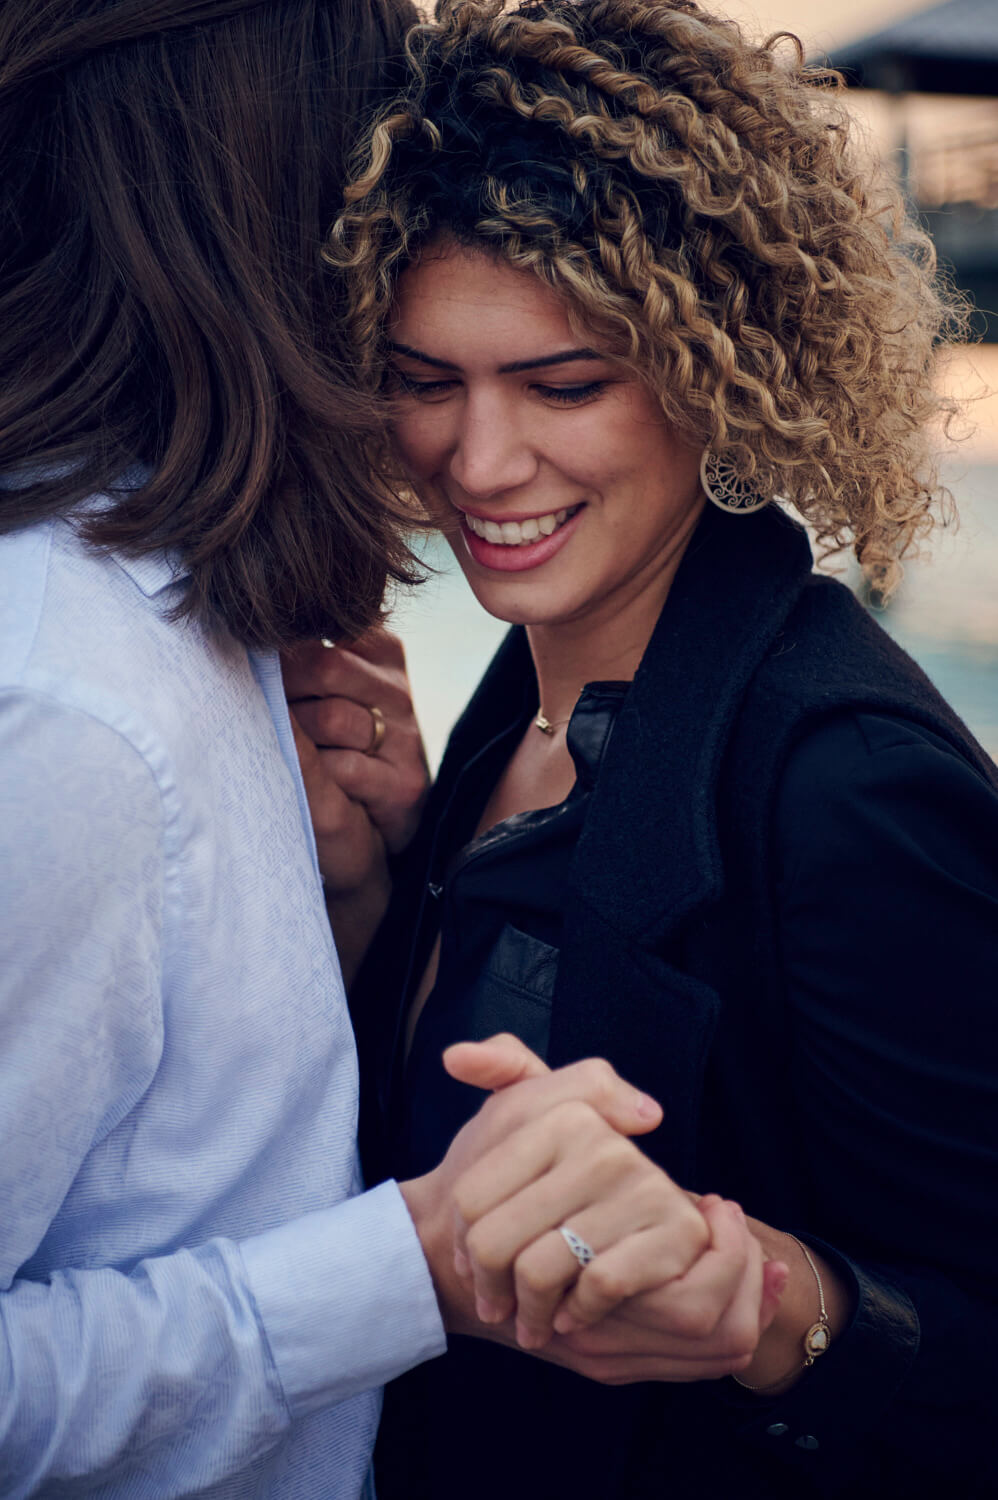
[{"left": 240, "top": 1179, "right": 447, "bottom": 1418}]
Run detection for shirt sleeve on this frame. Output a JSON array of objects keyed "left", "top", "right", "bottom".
[
  {"left": 728, "top": 712, "right": 998, "bottom": 1488},
  {"left": 0, "top": 689, "right": 444, "bottom": 1498}
]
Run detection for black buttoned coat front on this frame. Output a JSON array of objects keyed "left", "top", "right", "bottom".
[{"left": 356, "top": 505, "right": 998, "bottom": 1499}]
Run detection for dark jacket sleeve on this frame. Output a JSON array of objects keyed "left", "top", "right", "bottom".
[{"left": 726, "top": 711, "right": 998, "bottom": 1492}]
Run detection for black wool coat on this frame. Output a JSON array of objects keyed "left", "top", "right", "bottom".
[{"left": 355, "top": 504, "right": 998, "bottom": 1500}]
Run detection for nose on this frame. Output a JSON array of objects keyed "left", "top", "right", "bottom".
[{"left": 448, "top": 390, "right": 539, "bottom": 500}]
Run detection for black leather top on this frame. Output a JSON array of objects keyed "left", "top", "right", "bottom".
[{"left": 396, "top": 682, "right": 626, "bottom": 1180}]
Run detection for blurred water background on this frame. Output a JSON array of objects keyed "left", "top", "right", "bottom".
[{"left": 387, "top": 455, "right": 998, "bottom": 772}]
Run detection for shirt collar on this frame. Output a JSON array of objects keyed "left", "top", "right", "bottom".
[
  {"left": 112, "top": 548, "right": 190, "bottom": 598},
  {"left": 1, "top": 462, "right": 189, "bottom": 598}
]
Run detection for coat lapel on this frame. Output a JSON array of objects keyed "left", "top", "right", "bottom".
[
  {"left": 566, "top": 503, "right": 815, "bottom": 946},
  {"left": 547, "top": 505, "right": 814, "bottom": 1177}
]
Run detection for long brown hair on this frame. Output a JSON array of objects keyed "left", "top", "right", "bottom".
[{"left": 0, "top": 0, "right": 418, "bottom": 647}]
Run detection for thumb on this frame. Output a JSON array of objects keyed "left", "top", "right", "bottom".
[
  {"left": 444, "top": 1034, "right": 663, "bottom": 1136},
  {"left": 443, "top": 1033, "right": 551, "bottom": 1092}
]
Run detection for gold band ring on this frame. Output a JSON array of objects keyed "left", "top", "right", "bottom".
[{"left": 364, "top": 705, "right": 387, "bottom": 756}]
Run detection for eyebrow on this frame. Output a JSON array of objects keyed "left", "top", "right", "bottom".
[{"left": 387, "top": 341, "right": 603, "bottom": 375}]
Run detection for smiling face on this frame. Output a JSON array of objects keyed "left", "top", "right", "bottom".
[{"left": 389, "top": 240, "right": 704, "bottom": 641}]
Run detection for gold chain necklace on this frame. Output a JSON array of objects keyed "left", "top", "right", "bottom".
[{"left": 534, "top": 711, "right": 572, "bottom": 735}]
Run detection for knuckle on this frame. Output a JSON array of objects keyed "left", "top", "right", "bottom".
[
  {"left": 316, "top": 701, "right": 350, "bottom": 741},
  {"left": 517, "top": 1258, "right": 555, "bottom": 1298},
  {"left": 578, "top": 1057, "right": 617, "bottom": 1101},
  {"left": 453, "top": 1181, "right": 485, "bottom": 1227},
  {"left": 555, "top": 1098, "right": 601, "bottom": 1136},
  {"left": 585, "top": 1261, "right": 634, "bottom": 1303},
  {"left": 464, "top": 1226, "right": 506, "bottom": 1275},
  {"left": 635, "top": 1173, "right": 672, "bottom": 1219},
  {"left": 592, "top": 1140, "right": 634, "bottom": 1190},
  {"left": 334, "top": 748, "right": 366, "bottom": 779},
  {"left": 670, "top": 1299, "right": 716, "bottom": 1341}
]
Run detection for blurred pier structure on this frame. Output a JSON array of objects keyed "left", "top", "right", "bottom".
[
  {"left": 915, "top": 119, "right": 998, "bottom": 339},
  {"left": 826, "top": 0, "right": 998, "bottom": 339}
]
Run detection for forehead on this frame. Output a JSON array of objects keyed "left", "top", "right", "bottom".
[{"left": 390, "top": 241, "right": 586, "bottom": 366}]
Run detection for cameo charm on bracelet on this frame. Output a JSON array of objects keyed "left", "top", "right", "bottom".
[{"left": 803, "top": 1319, "right": 831, "bottom": 1364}]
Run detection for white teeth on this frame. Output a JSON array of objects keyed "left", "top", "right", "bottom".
[{"left": 465, "top": 507, "right": 578, "bottom": 545}]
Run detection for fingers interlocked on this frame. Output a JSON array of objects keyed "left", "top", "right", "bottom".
[{"left": 451, "top": 1096, "right": 710, "bottom": 1351}]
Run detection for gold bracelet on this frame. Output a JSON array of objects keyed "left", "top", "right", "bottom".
[{"left": 732, "top": 1234, "right": 831, "bottom": 1393}]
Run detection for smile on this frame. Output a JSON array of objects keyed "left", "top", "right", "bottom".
[{"left": 463, "top": 506, "right": 580, "bottom": 546}]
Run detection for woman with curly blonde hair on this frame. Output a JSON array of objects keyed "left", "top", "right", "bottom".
[{"left": 288, "top": 1, "right": 998, "bottom": 1494}]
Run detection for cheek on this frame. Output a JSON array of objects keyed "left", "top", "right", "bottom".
[{"left": 391, "top": 410, "right": 448, "bottom": 481}]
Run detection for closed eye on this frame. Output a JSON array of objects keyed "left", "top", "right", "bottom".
[
  {"left": 392, "top": 372, "right": 458, "bottom": 399},
  {"left": 534, "top": 380, "right": 610, "bottom": 405}
]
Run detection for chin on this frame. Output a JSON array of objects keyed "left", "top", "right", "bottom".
[{"left": 466, "top": 585, "right": 573, "bottom": 629}]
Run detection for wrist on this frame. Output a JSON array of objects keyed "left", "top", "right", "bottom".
[
  {"left": 734, "top": 1229, "right": 853, "bottom": 1395},
  {"left": 398, "top": 1172, "right": 480, "bottom": 1338}
]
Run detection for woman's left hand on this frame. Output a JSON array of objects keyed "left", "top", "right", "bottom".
[
  {"left": 544, "top": 1195, "right": 786, "bottom": 1384},
  {"left": 445, "top": 1037, "right": 787, "bottom": 1380}
]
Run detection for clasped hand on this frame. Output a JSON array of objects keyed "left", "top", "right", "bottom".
[
  {"left": 402, "top": 1035, "right": 785, "bottom": 1385},
  {"left": 282, "top": 629, "right": 428, "bottom": 890}
]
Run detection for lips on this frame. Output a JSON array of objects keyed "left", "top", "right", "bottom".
[{"left": 458, "top": 502, "right": 584, "bottom": 573}]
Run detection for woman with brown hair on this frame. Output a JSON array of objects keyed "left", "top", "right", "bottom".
[
  {"left": 0, "top": 3, "right": 554, "bottom": 1496},
  {"left": 0, "top": 0, "right": 417, "bottom": 642},
  {"left": 292, "top": 1, "right": 998, "bottom": 1495}
]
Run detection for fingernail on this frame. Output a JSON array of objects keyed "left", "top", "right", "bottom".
[
  {"left": 516, "top": 1321, "right": 545, "bottom": 1350},
  {"left": 634, "top": 1092, "right": 662, "bottom": 1122},
  {"left": 476, "top": 1296, "right": 503, "bottom": 1324},
  {"left": 553, "top": 1311, "right": 580, "bottom": 1335},
  {"left": 453, "top": 1247, "right": 470, "bottom": 1278}
]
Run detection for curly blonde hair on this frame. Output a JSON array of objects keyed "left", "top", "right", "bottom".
[{"left": 326, "top": 0, "right": 967, "bottom": 591}]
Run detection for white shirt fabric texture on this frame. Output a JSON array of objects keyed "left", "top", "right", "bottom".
[{"left": 0, "top": 508, "right": 446, "bottom": 1498}]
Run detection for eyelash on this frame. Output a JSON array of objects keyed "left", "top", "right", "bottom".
[
  {"left": 393, "top": 375, "right": 609, "bottom": 405},
  {"left": 536, "top": 381, "right": 607, "bottom": 404}
]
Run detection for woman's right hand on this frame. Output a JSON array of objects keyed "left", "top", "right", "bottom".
[
  {"left": 282, "top": 628, "right": 428, "bottom": 881},
  {"left": 281, "top": 629, "right": 428, "bottom": 981}
]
